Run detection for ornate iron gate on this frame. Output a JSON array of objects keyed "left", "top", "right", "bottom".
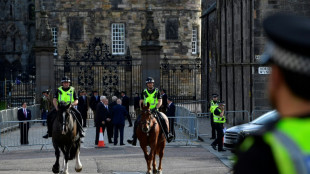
[
  {"left": 54, "top": 37, "right": 132, "bottom": 97},
  {"left": 160, "top": 54, "right": 201, "bottom": 103}
]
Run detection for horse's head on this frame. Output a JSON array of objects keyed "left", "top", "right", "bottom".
[
  {"left": 140, "top": 103, "right": 156, "bottom": 133},
  {"left": 57, "top": 101, "right": 73, "bottom": 134}
]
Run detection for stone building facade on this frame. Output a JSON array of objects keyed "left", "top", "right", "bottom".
[
  {"left": 37, "top": 0, "right": 201, "bottom": 99},
  {"left": 201, "top": 0, "right": 310, "bottom": 125},
  {"left": 0, "top": 0, "right": 36, "bottom": 81}
]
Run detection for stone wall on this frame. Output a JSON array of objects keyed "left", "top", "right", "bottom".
[
  {"left": 0, "top": 0, "right": 36, "bottom": 81},
  {"left": 37, "top": 0, "right": 201, "bottom": 100},
  {"left": 201, "top": 0, "right": 310, "bottom": 124},
  {"left": 40, "top": 0, "right": 201, "bottom": 61}
]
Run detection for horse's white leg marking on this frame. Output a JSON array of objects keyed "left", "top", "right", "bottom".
[
  {"left": 63, "top": 158, "right": 69, "bottom": 174},
  {"left": 62, "top": 112, "right": 66, "bottom": 135},
  {"left": 75, "top": 149, "right": 83, "bottom": 172},
  {"left": 61, "top": 157, "right": 65, "bottom": 173}
]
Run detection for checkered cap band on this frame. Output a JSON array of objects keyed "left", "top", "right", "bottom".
[{"left": 265, "top": 42, "right": 310, "bottom": 75}]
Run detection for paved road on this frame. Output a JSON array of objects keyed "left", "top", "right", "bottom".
[{"left": 0, "top": 118, "right": 233, "bottom": 174}]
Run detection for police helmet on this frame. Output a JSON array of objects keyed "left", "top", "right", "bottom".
[
  {"left": 212, "top": 94, "right": 219, "bottom": 98},
  {"left": 61, "top": 76, "right": 71, "bottom": 83},
  {"left": 145, "top": 77, "right": 155, "bottom": 84}
]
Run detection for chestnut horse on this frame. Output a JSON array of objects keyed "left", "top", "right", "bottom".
[
  {"left": 137, "top": 103, "right": 169, "bottom": 174},
  {"left": 52, "top": 102, "right": 82, "bottom": 174}
]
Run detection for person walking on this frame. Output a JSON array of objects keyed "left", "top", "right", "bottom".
[
  {"left": 133, "top": 93, "right": 141, "bottom": 118},
  {"left": 121, "top": 91, "right": 132, "bottom": 127},
  {"left": 127, "top": 77, "right": 174, "bottom": 146},
  {"left": 209, "top": 94, "right": 219, "bottom": 139},
  {"left": 233, "top": 14, "right": 310, "bottom": 174},
  {"left": 18, "top": 102, "right": 32, "bottom": 145},
  {"left": 112, "top": 99, "right": 128, "bottom": 146},
  {"left": 78, "top": 90, "right": 89, "bottom": 127},
  {"left": 40, "top": 90, "right": 51, "bottom": 126},
  {"left": 95, "top": 96, "right": 111, "bottom": 145},
  {"left": 211, "top": 101, "right": 226, "bottom": 152},
  {"left": 166, "top": 97, "right": 176, "bottom": 140},
  {"left": 42, "top": 76, "right": 84, "bottom": 139},
  {"left": 90, "top": 90, "right": 100, "bottom": 126}
]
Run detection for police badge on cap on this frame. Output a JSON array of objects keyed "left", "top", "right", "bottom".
[{"left": 261, "top": 13, "right": 310, "bottom": 76}]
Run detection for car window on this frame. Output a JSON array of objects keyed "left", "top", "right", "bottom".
[{"left": 251, "top": 110, "right": 279, "bottom": 125}]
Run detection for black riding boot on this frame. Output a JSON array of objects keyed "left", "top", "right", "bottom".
[
  {"left": 43, "top": 109, "right": 56, "bottom": 139},
  {"left": 70, "top": 107, "right": 85, "bottom": 138},
  {"left": 155, "top": 111, "right": 174, "bottom": 143}
]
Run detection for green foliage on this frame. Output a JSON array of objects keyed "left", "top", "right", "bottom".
[{"left": 0, "top": 101, "right": 7, "bottom": 111}]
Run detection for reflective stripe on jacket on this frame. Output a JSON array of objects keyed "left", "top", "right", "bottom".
[
  {"left": 239, "top": 118, "right": 310, "bottom": 174},
  {"left": 58, "top": 86, "right": 74, "bottom": 104},
  {"left": 143, "top": 88, "right": 159, "bottom": 109},
  {"left": 213, "top": 107, "right": 226, "bottom": 123},
  {"left": 210, "top": 100, "right": 218, "bottom": 113}
]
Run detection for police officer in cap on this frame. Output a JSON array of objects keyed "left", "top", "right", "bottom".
[
  {"left": 43, "top": 76, "right": 84, "bottom": 139},
  {"left": 234, "top": 14, "right": 310, "bottom": 173},
  {"left": 209, "top": 94, "right": 219, "bottom": 139},
  {"left": 127, "top": 77, "right": 174, "bottom": 145},
  {"left": 211, "top": 100, "right": 226, "bottom": 152}
]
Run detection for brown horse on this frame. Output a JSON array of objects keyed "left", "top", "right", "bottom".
[{"left": 137, "top": 103, "right": 168, "bottom": 174}]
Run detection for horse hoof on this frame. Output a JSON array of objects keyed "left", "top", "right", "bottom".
[
  {"left": 52, "top": 164, "right": 59, "bottom": 173},
  {"left": 158, "top": 170, "right": 163, "bottom": 174},
  {"left": 75, "top": 167, "right": 83, "bottom": 172},
  {"left": 153, "top": 169, "right": 158, "bottom": 174},
  {"left": 146, "top": 171, "right": 153, "bottom": 174}
]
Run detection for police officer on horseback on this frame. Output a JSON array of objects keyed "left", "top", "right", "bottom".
[
  {"left": 43, "top": 76, "right": 84, "bottom": 139},
  {"left": 127, "top": 77, "right": 174, "bottom": 145}
]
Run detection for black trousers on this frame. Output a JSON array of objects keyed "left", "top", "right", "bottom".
[
  {"left": 212, "top": 123, "right": 224, "bottom": 150},
  {"left": 126, "top": 112, "right": 132, "bottom": 126},
  {"left": 168, "top": 117, "right": 175, "bottom": 138},
  {"left": 95, "top": 125, "right": 105, "bottom": 145},
  {"left": 20, "top": 123, "right": 29, "bottom": 144},
  {"left": 114, "top": 124, "right": 125, "bottom": 145},
  {"left": 106, "top": 122, "right": 114, "bottom": 143},
  {"left": 210, "top": 114, "right": 216, "bottom": 138}
]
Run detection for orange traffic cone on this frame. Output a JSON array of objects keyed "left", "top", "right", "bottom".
[{"left": 97, "top": 127, "right": 105, "bottom": 148}]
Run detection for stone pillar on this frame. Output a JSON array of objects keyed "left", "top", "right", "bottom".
[
  {"left": 139, "top": 7, "right": 162, "bottom": 88},
  {"left": 32, "top": 8, "right": 55, "bottom": 103}
]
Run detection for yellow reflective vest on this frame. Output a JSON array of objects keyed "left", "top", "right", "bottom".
[
  {"left": 57, "top": 86, "right": 75, "bottom": 104},
  {"left": 213, "top": 107, "right": 226, "bottom": 123},
  {"left": 143, "top": 88, "right": 159, "bottom": 109}
]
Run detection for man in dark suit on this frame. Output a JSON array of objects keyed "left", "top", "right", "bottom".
[
  {"left": 166, "top": 98, "right": 176, "bottom": 140},
  {"left": 160, "top": 89, "right": 168, "bottom": 114},
  {"left": 17, "top": 102, "right": 32, "bottom": 145},
  {"left": 106, "top": 96, "right": 118, "bottom": 143},
  {"left": 112, "top": 99, "right": 128, "bottom": 145},
  {"left": 78, "top": 90, "right": 89, "bottom": 127},
  {"left": 121, "top": 91, "right": 132, "bottom": 127},
  {"left": 95, "top": 96, "right": 111, "bottom": 145},
  {"left": 90, "top": 90, "right": 100, "bottom": 125}
]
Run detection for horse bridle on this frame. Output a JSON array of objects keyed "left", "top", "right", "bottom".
[{"left": 140, "top": 110, "right": 157, "bottom": 135}]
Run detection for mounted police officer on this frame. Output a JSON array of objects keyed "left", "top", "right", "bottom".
[
  {"left": 43, "top": 76, "right": 84, "bottom": 139},
  {"left": 210, "top": 101, "right": 226, "bottom": 152},
  {"left": 234, "top": 14, "right": 310, "bottom": 173},
  {"left": 127, "top": 77, "right": 174, "bottom": 145},
  {"left": 209, "top": 94, "right": 219, "bottom": 139}
]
